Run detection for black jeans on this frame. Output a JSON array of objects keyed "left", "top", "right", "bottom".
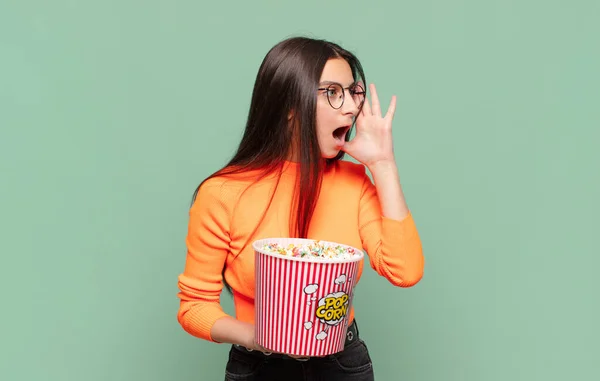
[{"left": 224, "top": 320, "right": 374, "bottom": 381}]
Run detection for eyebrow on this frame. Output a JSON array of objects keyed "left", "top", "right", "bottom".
[{"left": 318, "top": 80, "right": 358, "bottom": 88}]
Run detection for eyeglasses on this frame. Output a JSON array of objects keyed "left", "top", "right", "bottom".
[{"left": 317, "top": 83, "right": 366, "bottom": 109}]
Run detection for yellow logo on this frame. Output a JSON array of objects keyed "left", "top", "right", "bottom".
[{"left": 315, "top": 292, "right": 349, "bottom": 326}]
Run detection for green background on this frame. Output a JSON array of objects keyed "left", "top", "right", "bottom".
[{"left": 1, "top": 0, "right": 598, "bottom": 380}]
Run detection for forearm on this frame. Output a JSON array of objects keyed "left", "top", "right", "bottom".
[
  {"left": 362, "top": 160, "right": 424, "bottom": 286},
  {"left": 368, "top": 160, "right": 409, "bottom": 221},
  {"left": 211, "top": 317, "right": 303, "bottom": 357},
  {"left": 210, "top": 316, "right": 255, "bottom": 348}
]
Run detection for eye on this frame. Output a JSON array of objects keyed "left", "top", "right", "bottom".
[{"left": 350, "top": 86, "right": 365, "bottom": 96}]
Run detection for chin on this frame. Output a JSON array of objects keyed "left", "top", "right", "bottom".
[{"left": 320, "top": 149, "right": 342, "bottom": 159}]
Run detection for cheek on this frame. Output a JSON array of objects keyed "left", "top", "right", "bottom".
[{"left": 316, "top": 105, "right": 334, "bottom": 136}]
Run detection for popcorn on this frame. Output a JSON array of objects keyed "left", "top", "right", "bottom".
[{"left": 260, "top": 240, "right": 359, "bottom": 260}]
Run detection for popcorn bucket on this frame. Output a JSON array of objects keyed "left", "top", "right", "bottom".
[{"left": 252, "top": 238, "right": 364, "bottom": 357}]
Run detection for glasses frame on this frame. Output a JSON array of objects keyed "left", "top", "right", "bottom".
[{"left": 317, "top": 82, "right": 366, "bottom": 110}]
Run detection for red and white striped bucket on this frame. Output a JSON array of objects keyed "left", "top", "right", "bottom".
[{"left": 252, "top": 238, "right": 363, "bottom": 357}]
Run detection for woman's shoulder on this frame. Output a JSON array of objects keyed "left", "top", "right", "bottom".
[
  {"left": 195, "top": 174, "right": 249, "bottom": 201},
  {"left": 193, "top": 167, "right": 275, "bottom": 206}
]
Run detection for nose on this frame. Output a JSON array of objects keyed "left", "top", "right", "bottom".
[{"left": 341, "top": 89, "right": 359, "bottom": 116}]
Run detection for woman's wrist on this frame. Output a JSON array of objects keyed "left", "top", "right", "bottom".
[{"left": 367, "top": 160, "right": 410, "bottom": 221}]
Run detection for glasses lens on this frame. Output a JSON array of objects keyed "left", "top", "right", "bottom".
[
  {"left": 351, "top": 84, "right": 365, "bottom": 106},
  {"left": 326, "top": 84, "right": 344, "bottom": 109}
]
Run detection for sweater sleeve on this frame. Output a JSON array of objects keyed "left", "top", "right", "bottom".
[
  {"left": 357, "top": 171, "right": 425, "bottom": 287},
  {"left": 177, "top": 179, "right": 232, "bottom": 342}
]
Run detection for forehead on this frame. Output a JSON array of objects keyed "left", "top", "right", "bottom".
[{"left": 319, "top": 58, "right": 355, "bottom": 86}]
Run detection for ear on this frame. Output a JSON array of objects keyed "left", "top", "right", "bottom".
[{"left": 287, "top": 110, "right": 294, "bottom": 121}]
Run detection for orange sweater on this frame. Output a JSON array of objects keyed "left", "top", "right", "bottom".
[{"left": 177, "top": 160, "right": 424, "bottom": 342}]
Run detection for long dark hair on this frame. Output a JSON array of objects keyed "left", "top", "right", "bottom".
[{"left": 191, "top": 36, "right": 366, "bottom": 292}]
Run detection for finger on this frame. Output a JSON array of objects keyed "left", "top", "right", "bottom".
[
  {"left": 385, "top": 95, "right": 397, "bottom": 120},
  {"left": 288, "top": 355, "right": 310, "bottom": 359},
  {"left": 355, "top": 109, "right": 365, "bottom": 128},
  {"left": 358, "top": 82, "right": 371, "bottom": 116},
  {"left": 255, "top": 344, "right": 275, "bottom": 354},
  {"left": 360, "top": 93, "right": 372, "bottom": 117},
  {"left": 369, "top": 83, "right": 381, "bottom": 117}
]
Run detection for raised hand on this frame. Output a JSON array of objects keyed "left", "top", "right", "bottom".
[{"left": 342, "top": 83, "right": 397, "bottom": 169}]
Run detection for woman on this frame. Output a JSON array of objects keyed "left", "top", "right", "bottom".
[{"left": 177, "top": 36, "right": 424, "bottom": 380}]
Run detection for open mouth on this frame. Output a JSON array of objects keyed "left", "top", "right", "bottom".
[{"left": 332, "top": 126, "right": 350, "bottom": 141}]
